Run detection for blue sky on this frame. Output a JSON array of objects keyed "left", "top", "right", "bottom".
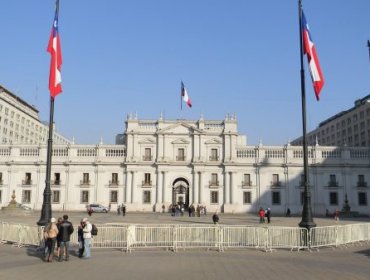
[{"left": 1, "top": 0, "right": 369, "bottom": 145}]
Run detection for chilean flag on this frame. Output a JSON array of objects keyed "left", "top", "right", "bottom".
[
  {"left": 181, "top": 81, "right": 192, "bottom": 108},
  {"left": 47, "top": 3, "right": 62, "bottom": 98},
  {"left": 302, "top": 11, "right": 324, "bottom": 101}
]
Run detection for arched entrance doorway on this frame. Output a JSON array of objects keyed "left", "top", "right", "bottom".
[{"left": 172, "top": 178, "right": 190, "bottom": 209}]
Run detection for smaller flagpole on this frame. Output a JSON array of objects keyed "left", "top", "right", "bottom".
[
  {"left": 180, "top": 81, "right": 183, "bottom": 111},
  {"left": 298, "top": 0, "right": 316, "bottom": 230}
]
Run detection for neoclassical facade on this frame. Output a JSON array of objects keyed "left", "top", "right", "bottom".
[{"left": 1, "top": 114, "right": 370, "bottom": 215}]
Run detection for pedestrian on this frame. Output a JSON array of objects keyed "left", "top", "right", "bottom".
[
  {"left": 78, "top": 219, "right": 85, "bottom": 258},
  {"left": 286, "top": 208, "right": 291, "bottom": 217},
  {"left": 43, "top": 217, "right": 59, "bottom": 262},
  {"left": 334, "top": 209, "right": 340, "bottom": 222},
  {"left": 117, "top": 205, "right": 121, "bottom": 215},
  {"left": 122, "top": 204, "right": 126, "bottom": 216},
  {"left": 82, "top": 217, "right": 92, "bottom": 259},
  {"left": 56, "top": 217, "right": 63, "bottom": 260},
  {"left": 58, "top": 214, "right": 74, "bottom": 262},
  {"left": 108, "top": 203, "right": 111, "bottom": 212},
  {"left": 258, "top": 207, "right": 265, "bottom": 223},
  {"left": 212, "top": 212, "right": 219, "bottom": 225},
  {"left": 266, "top": 208, "right": 271, "bottom": 223}
]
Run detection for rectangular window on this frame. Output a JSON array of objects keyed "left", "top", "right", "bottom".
[
  {"left": 272, "top": 191, "right": 281, "bottom": 205},
  {"left": 177, "top": 148, "right": 185, "bottom": 161},
  {"left": 329, "top": 174, "right": 337, "bottom": 187},
  {"left": 53, "top": 173, "right": 61, "bottom": 185},
  {"left": 143, "top": 190, "right": 151, "bottom": 204},
  {"left": 22, "top": 190, "right": 31, "bottom": 203},
  {"left": 329, "top": 192, "right": 338, "bottom": 205},
  {"left": 144, "top": 173, "right": 151, "bottom": 185},
  {"left": 243, "top": 174, "right": 251, "bottom": 186},
  {"left": 111, "top": 173, "right": 118, "bottom": 185},
  {"left": 210, "top": 149, "right": 218, "bottom": 161},
  {"left": 24, "top": 173, "right": 32, "bottom": 185},
  {"left": 210, "top": 191, "right": 219, "bottom": 204},
  {"left": 143, "top": 148, "right": 152, "bottom": 161},
  {"left": 210, "top": 173, "right": 218, "bottom": 186},
  {"left": 243, "top": 191, "right": 251, "bottom": 204},
  {"left": 82, "top": 173, "right": 89, "bottom": 185},
  {"left": 358, "top": 192, "right": 367, "bottom": 206},
  {"left": 0, "top": 172, "right": 2, "bottom": 184},
  {"left": 81, "top": 191, "right": 89, "bottom": 203},
  {"left": 0, "top": 190, "right": 2, "bottom": 203},
  {"left": 110, "top": 191, "right": 118, "bottom": 203},
  {"left": 358, "top": 174, "right": 366, "bottom": 187},
  {"left": 52, "top": 191, "right": 60, "bottom": 203},
  {"left": 272, "top": 174, "right": 280, "bottom": 186}
]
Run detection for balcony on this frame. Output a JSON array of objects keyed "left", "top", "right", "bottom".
[
  {"left": 109, "top": 180, "right": 119, "bottom": 187},
  {"left": 22, "top": 180, "right": 32, "bottom": 186},
  {"left": 328, "top": 181, "right": 339, "bottom": 188},
  {"left": 242, "top": 181, "right": 253, "bottom": 187},
  {"left": 51, "top": 180, "right": 61, "bottom": 186},
  {"left": 176, "top": 156, "right": 186, "bottom": 161},
  {"left": 209, "top": 156, "right": 219, "bottom": 161},
  {"left": 142, "top": 155, "right": 152, "bottom": 161},
  {"left": 357, "top": 181, "right": 367, "bottom": 188},
  {"left": 142, "top": 180, "right": 152, "bottom": 187},
  {"left": 80, "top": 180, "right": 91, "bottom": 186},
  {"left": 271, "top": 181, "right": 282, "bottom": 188},
  {"left": 209, "top": 180, "right": 219, "bottom": 188}
]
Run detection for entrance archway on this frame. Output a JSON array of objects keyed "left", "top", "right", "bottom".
[{"left": 172, "top": 178, "right": 190, "bottom": 209}]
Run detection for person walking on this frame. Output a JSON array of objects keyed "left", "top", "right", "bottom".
[
  {"left": 82, "top": 217, "right": 92, "bottom": 259},
  {"left": 58, "top": 214, "right": 74, "bottom": 261},
  {"left": 122, "top": 204, "right": 126, "bottom": 216},
  {"left": 43, "top": 217, "right": 59, "bottom": 262},
  {"left": 78, "top": 219, "right": 85, "bottom": 258},
  {"left": 212, "top": 212, "right": 219, "bottom": 225}
]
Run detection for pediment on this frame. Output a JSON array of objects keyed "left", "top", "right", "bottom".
[
  {"left": 160, "top": 122, "right": 202, "bottom": 134},
  {"left": 205, "top": 138, "right": 222, "bottom": 145},
  {"left": 138, "top": 138, "right": 156, "bottom": 145},
  {"left": 171, "top": 138, "right": 190, "bottom": 145}
]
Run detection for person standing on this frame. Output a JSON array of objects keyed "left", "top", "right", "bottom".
[
  {"left": 58, "top": 214, "right": 74, "bottom": 261},
  {"left": 78, "top": 219, "right": 85, "bottom": 258},
  {"left": 82, "top": 217, "right": 92, "bottom": 259},
  {"left": 212, "top": 212, "right": 219, "bottom": 225},
  {"left": 43, "top": 217, "right": 59, "bottom": 262},
  {"left": 266, "top": 208, "right": 271, "bottom": 224},
  {"left": 122, "top": 204, "right": 126, "bottom": 216},
  {"left": 258, "top": 207, "right": 265, "bottom": 223}
]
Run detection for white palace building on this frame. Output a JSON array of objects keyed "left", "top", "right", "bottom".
[{"left": 1, "top": 109, "right": 370, "bottom": 216}]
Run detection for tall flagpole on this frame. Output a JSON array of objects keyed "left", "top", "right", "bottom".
[
  {"left": 298, "top": 0, "right": 316, "bottom": 230},
  {"left": 37, "top": 0, "right": 60, "bottom": 226}
]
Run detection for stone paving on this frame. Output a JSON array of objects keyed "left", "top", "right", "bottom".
[{"left": 1, "top": 211, "right": 370, "bottom": 280}]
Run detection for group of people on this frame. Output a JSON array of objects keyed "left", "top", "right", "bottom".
[
  {"left": 169, "top": 204, "right": 207, "bottom": 217},
  {"left": 43, "top": 215, "right": 92, "bottom": 262},
  {"left": 258, "top": 207, "right": 271, "bottom": 223},
  {"left": 117, "top": 204, "right": 126, "bottom": 216}
]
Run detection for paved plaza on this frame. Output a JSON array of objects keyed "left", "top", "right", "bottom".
[{"left": 1, "top": 211, "right": 370, "bottom": 280}]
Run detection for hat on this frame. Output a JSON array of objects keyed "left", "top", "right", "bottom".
[
  {"left": 82, "top": 217, "right": 88, "bottom": 222},
  {"left": 50, "top": 217, "right": 56, "bottom": 223}
]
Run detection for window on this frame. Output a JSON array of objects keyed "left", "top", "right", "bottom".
[
  {"left": 81, "top": 191, "right": 89, "bottom": 203},
  {"left": 243, "top": 192, "right": 251, "bottom": 204},
  {"left": 24, "top": 173, "right": 32, "bottom": 185},
  {"left": 272, "top": 191, "right": 281, "bottom": 205},
  {"left": 358, "top": 192, "right": 367, "bottom": 206},
  {"left": 357, "top": 175, "right": 366, "bottom": 187},
  {"left": 22, "top": 190, "right": 31, "bottom": 203},
  {"left": 210, "top": 191, "right": 219, "bottom": 204},
  {"left": 110, "top": 191, "right": 118, "bottom": 203},
  {"left": 0, "top": 190, "right": 2, "bottom": 203},
  {"left": 82, "top": 173, "right": 89, "bottom": 185},
  {"left": 210, "top": 173, "right": 218, "bottom": 186},
  {"left": 143, "top": 173, "right": 151, "bottom": 186},
  {"left": 210, "top": 148, "right": 218, "bottom": 161},
  {"left": 53, "top": 173, "right": 61, "bottom": 185},
  {"left": 329, "top": 174, "right": 337, "bottom": 187},
  {"left": 52, "top": 191, "right": 60, "bottom": 203},
  {"left": 143, "top": 190, "right": 151, "bottom": 204},
  {"left": 242, "top": 174, "right": 251, "bottom": 186},
  {"left": 0, "top": 172, "right": 3, "bottom": 184},
  {"left": 143, "top": 148, "right": 152, "bottom": 161},
  {"left": 272, "top": 174, "right": 280, "bottom": 186},
  {"left": 329, "top": 192, "right": 338, "bottom": 205},
  {"left": 177, "top": 148, "right": 185, "bottom": 161},
  {"left": 111, "top": 173, "right": 118, "bottom": 185}
]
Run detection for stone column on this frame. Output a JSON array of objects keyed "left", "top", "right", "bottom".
[
  {"left": 125, "top": 171, "right": 132, "bottom": 203},
  {"left": 224, "top": 171, "right": 230, "bottom": 204},
  {"left": 229, "top": 172, "right": 233, "bottom": 204},
  {"left": 156, "top": 170, "right": 162, "bottom": 204},
  {"left": 131, "top": 171, "right": 136, "bottom": 204},
  {"left": 198, "top": 172, "right": 203, "bottom": 203},
  {"left": 193, "top": 170, "right": 199, "bottom": 204}
]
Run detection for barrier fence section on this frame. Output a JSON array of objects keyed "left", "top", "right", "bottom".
[
  {"left": 310, "top": 224, "right": 370, "bottom": 249},
  {"left": 1, "top": 221, "right": 370, "bottom": 252}
]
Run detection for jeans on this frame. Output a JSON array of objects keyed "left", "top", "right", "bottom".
[
  {"left": 59, "top": 241, "right": 70, "bottom": 259},
  {"left": 83, "top": 238, "right": 91, "bottom": 258}
]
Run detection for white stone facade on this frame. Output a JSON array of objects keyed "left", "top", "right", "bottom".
[{"left": 0, "top": 115, "right": 370, "bottom": 216}]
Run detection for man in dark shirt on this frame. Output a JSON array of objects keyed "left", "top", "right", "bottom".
[{"left": 58, "top": 214, "right": 74, "bottom": 261}]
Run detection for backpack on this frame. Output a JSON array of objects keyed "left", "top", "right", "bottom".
[{"left": 91, "top": 224, "right": 98, "bottom": 236}]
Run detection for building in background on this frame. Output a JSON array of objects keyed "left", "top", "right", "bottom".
[
  {"left": 0, "top": 85, "right": 71, "bottom": 145},
  {"left": 292, "top": 94, "right": 370, "bottom": 147}
]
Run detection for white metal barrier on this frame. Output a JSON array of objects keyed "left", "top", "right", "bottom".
[{"left": 1, "top": 221, "right": 370, "bottom": 252}]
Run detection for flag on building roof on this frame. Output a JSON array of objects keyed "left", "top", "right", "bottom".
[
  {"left": 181, "top": 81, "right": 192, "bottom": 108},
  {"left": 47, "top": 1, "right": 62, "bottom": 98},
  {"left": 302, "top": 11, "right": 324, "bottom": 101}
]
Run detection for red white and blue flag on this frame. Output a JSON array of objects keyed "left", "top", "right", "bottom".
[
  {"left": 47, "top": 2, "right": 62, "bottom": 98},
  {"left": 181, "top": 81, "right": 192, "bottom": 108},
  {"left": 302, "top": 11, "right": 324, "bottom": 101}
]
